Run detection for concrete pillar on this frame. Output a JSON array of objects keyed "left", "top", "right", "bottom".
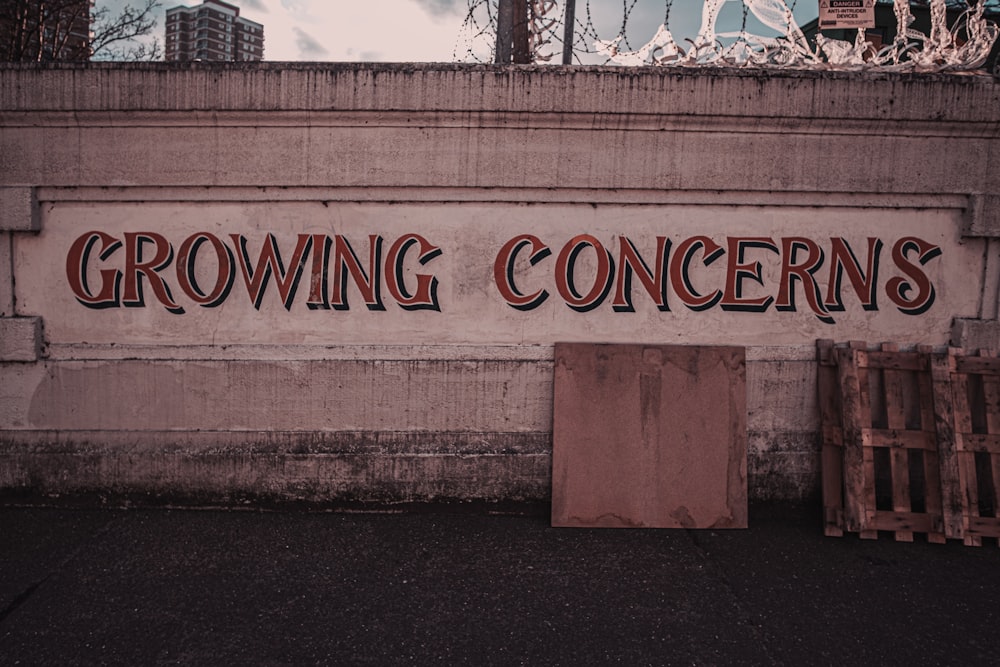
[
  {"left": 953, "top": 194, "right": 1000, "bottom": 351},
  {"left": 0, "top": 187, "right": 42, "bottom": 362}
]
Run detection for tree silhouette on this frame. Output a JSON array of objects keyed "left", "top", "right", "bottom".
[{"left": 0, "top": 0, "right": 162, "bottom": 62}]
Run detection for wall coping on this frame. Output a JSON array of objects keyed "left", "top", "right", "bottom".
[{"left": 1, "top": 63, "right": 998, "bottom": 124}]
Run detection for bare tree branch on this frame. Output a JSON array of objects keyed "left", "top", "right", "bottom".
[
  {"left": 91, "top": 0, "right": 162, "bottom": 60},
  {"left": 0, "top": 0, "right": 162, "bottom": 62}
]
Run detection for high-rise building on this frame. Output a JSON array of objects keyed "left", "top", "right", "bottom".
[{"left": 165, "top": 0, "right": 264, "bottom": 62}]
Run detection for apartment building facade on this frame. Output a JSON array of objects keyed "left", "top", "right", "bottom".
[{"left": 165, "top": 0, "right": 263, "bottom": 62}]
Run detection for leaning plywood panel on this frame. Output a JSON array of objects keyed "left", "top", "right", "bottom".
[{"left": 551, "top": 343, "right": 747, "bottom": 528}]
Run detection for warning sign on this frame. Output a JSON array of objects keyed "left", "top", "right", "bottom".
[{"left": 819, "top": 0, "right": 876, "bottom": 29}]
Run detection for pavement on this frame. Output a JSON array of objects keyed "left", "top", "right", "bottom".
[{"left": 1, "top": 502, "right": 999, "bottom": 666}]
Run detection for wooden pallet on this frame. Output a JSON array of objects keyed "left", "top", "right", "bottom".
[
  {"left": 945, "top": 349, "right": 1000, "bottom": 545},
  {"left": 818, "top": 341, "right": 1000, "bottom": 545}
]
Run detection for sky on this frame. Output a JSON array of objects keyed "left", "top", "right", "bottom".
[
  {"left": 216, "top": 0, "right": 469, "bottom": 61},
  {"left": 101, "top": 0, "right": 821, "bottom": 63}
]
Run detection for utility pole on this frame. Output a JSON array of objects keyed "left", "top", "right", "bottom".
[
  {"left": 494, "top": 0, "right": 531, "bottom": 64},
  {"left": 562, "top": 0, "right": 575, "bottom": 64}
]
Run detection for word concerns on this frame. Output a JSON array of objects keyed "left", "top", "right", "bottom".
[{"left": 66, "top": 231, "right": 942, "bottom": 322}]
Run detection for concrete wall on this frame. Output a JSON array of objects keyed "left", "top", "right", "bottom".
[{"left": 2, "top": 62, "right": 999, "bottom": 506}]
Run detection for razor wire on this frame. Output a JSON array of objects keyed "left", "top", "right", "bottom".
[{"left": 455, "top": 0, "right": 999, "bottom": 72}]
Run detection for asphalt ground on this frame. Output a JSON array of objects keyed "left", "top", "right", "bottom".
[{"left": 1, "top": 503, "right": 999, "bottom": 666}]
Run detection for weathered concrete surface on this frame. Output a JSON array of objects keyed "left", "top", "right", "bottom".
[
  {"left": 0, "top": 349, "right": 814, "bottom": 504},
  {"left": 1, "top": 63, "right": 998, "bottom": 193},
  {"left": 0, "top": 317, "right": 41, "bottom": 362},
  {"left": 0, "top": 187, "right": 39, "bottom": 231},
  {"left": 0, "top": 353, "right": 553, "bottom": 503},
  {"left": 746, "top": 356, "right": 821, "bottom": 501},
  {"left": 1, "top": 63, "right": 998, "bottom": 506},
  {"left": 0, "top": 231, "right": 13, "bottom": 317},
  {"left": 965, "top": 194, "right": 1000, "bottom": 238},
  {"left": 953, "top": 318, "right": 1000, "bottom": 352},
  {"left": 10, "top": 359, "right": 551, "bottom": 431}
]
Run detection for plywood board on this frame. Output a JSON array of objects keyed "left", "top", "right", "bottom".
[{"left": 551, "top": 343, "right": 747, "bottom": 528}]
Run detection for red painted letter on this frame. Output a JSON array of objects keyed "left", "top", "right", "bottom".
[
  {"left": 612, "top": 236, "right": 670, "bottom": 312},
  {"left": 721, "top": 237, "right": 778, "bottom": 313},
  {"left": 232, "top": 233, "right": 313, "bottom": 310},
  {"left": 306, "top": 234, "right": 332, "bottom": 310},
  {"left": 176, "top": 233, "right": 234, "bottom": 307},
  {"left": 331, "top": 235, "right": 385, "bottom": 311},
  {"left": 555, "top": 234, "right": 613, "bottom": 313},
  {"left": 824, "top": 237, "right": 882, "bottom": 312},
  {"left": 669, "top": 236, "right": 724, "bottom": 311},
  {"left": 494, "top": 234, "right": 551, "bottom": 311},
  {"left": 385, "top": 234, "right": 442, "bottom": 311},
  {"left": 66, "top": 231, "right": 122, "bottom": 309},
  {"left": 122, "top": 232, "right": 183, "bottom": 314},
  {"left": 887, "top": 237, "right": 941, "bottom": 315},
  {"left": 775, "top": 237, "right": 832, "bottom": 323}
]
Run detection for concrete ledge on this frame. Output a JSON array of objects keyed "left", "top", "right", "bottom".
[
  {"left": 964, "top": 194, "right": 1000, "bottom": 237},
  {"left": 0, "top": 317, "right": 42, "bottom": 362},
  {"left": 2, "top": 63, "right": 998, "bottom": 122},
  {"left": 0, "top": 431, "right": 551, "bottom": 504},
  {"left": 3, "top": 65, "right": 997, "bottom": 193},
  {"left": 0, "top": 427, "right": 819, "bottom": 503},
  {"left": 0, "top": 188, "right": 39, "bottom": 232},
  {"left": 952, "top": 318, "right": 1000, "bottom": 352},
  {"left": 0, "top": 452, "right": 552, "bottom": 505},
  {"left": 0, "top": 354, "right": 822, "bottom": 504}
]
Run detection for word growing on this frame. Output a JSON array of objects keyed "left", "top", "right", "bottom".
[
  {"left": 66, "top": 231, "right": 441, "bottom": 314},
  {"left": 65, "top": 230, "right": 942, "bottom": 322}
]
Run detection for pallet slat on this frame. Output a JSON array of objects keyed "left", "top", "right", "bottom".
[
  {"left": 961, "top": 434, "right": 1000, "bottom": 454},
  {"left": 949, "top": 351, "right": 984, "bottom": 547},
  {"left": 931, "top": 350, "right": 966, "bottom": 541},
  {"left": 883, "top": 342, "right": 914, "bottom": 542},
  {"left": 817, "top": 339, "right": 845, "bottom": 537},
  {"left": 837, "top": 343, "right": 871, "bottom": 535},
  {"left": 868, "top": 511, "right": 940, "bottom": 534},
  {"left": 862, "top": 429, "right": 937, "bottom": 450},
  {"left": 955, "top": 356, "right": 1000, "bottom": 375},
  {"left": 979, "top": 352, "right": 1000, "bottom": 548},
  {"left": 917, "top": 344, "right": 947, "bottom": 544},
  {"left": 967, "top": 516, "right": 1000, "bottom": 536},
  {"left": 865, "top": 350, "right": 927, "bottom": 371}
]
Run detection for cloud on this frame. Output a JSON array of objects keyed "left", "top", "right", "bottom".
[
  {"left": 239, "top": 0, "right": 269, "bottom": 11},
  {"left": 411, "top": 0, "right": 464, "bottom": 20},
  {"left": 258, "top": 0, "right": 469, "bottom": 62},
  {"left": 346, "top": 47, "right": 385, "bottom": 61},
  {"left": 293, "top": 27, "right": 329, "bottom": 57}
]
